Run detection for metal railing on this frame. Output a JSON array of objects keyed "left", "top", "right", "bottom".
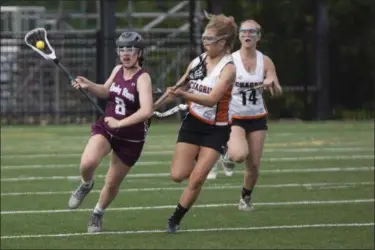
[{"left": 0, "top": 30, "right": 192, "bottom": 124}]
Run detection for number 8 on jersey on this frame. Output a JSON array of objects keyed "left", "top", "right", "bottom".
[{"left": 115, "top": 96, "right": 126, "bottom": 115}]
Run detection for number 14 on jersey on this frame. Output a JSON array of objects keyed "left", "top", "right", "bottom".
[{"left": 240, "top": 89, "right": 257, "bottom": 106}]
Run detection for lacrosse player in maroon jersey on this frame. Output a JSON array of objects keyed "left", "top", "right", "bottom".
[{"left": 68, "top": 31, "right": 153, "bottom": 233}]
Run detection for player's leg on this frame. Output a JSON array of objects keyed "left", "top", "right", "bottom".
[
  {"left": 227, "top": 124, "right": 249, "bottom": 163},
  {"left": 167, "top": 146, "right": 220, "bottom": 232},
  {"left": 209, "top": 123, "right": 248, "bottom": 179},
  {"left": 206, "top": 160, "right": 220, "bottom": 180},
  {"left": 221, "top": 154, "right": 235, "bottom": 177},
  {"left": 170, "top": 142, "right": 200, "bottom": 183},
  {"left": 166, "top": 142, "right": 200, "bottom": 232},
  {"left": 68, "top": 133, "right": 111, "bottom": 209},
  {"left": 239, "top": 118, "right": 267, "bottom": 211},
  {"left": 87, "top": 140, "right": 144, "bottom": 233},
  {"left": 218, "top": 122, "right": 248, "bottom": 177}
]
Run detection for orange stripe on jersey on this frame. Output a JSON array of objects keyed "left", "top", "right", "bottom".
[
  {"left": 215, "top": 86, "right": 232, "bottom": 124},
  {"left": 231, "top": 95, "right": 268, "bottom": 120},
  {"left": 231, "top": 112, "right": 268, "bottom": 120}
]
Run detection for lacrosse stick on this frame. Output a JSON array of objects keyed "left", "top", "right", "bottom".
[
  {"left": 153, "top": 54, "right": 207, "bottom": 108},
  {"left": 153, "top": 104, "right": 188, "bottom": 118},
  {"left": 233, "top": 82, "right": 275, "bottom": 95},
  {"left": 24, "top": 27, "right": 104, "bottom": 115},
  {"left": 153, "top": 78, "right": 189, "bottom": 109}
]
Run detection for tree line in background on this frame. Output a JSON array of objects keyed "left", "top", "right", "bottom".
[
  {"left": 5, "top": 0, "right": 375, "bottom": 120},
  {"left": 216, "top": 0, "right": 374, "bottom": 119}
]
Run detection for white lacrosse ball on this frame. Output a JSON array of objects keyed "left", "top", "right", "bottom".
[{"left": 179, "top": 104, "right": 188, "bottom": 110}]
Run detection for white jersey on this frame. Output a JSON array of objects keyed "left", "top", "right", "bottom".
[
  {"left": 230, "top": 50, "right": 267, "bottom": 120},
  {"left": 188, "top": 53, "right": 233, "bottom": 126}
]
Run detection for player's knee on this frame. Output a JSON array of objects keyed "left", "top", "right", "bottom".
[
  {"left": 229, "top": 152, "right": 247, "bottom": 163},
  {"left": 227, "top": 147, "right": 248, "bottom": 163},
  {"left": 170, "top": 165, "right": 191, "bottom": 183},
  {"left": 232, "top": 156, "right": 247, "bottom": 163},
  {"left": 170, "top": 171, "right": 186, "bottom": 183},
  {"left": 80, "top": 158, "right": 97, "bottom": 171}
]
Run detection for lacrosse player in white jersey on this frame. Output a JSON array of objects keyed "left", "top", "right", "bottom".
[
  {"left": 208, "top": 20, "right": 282, "bottom": 210},
  {"left": 156, "top": 12, "right": 237, "bottom": 233}
]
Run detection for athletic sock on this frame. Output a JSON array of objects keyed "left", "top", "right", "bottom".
[
  {"left": 93, "top": 203, "right": 104, "bottom": 216},
  {"left": 170, "top": 203, "right": 189, "bottom": 224},
  {"left": 241, "top": 187, "right": 252, "bottom": 200},
  {"left": 82, "top": 179, "right": 93, "bottom": 188}
]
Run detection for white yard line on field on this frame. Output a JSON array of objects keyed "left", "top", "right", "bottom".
[
  {"left": 0, "top": 166, "right": 373, "bottom": 182},
  {"left": 1, "top": 222, "right": 373, "bottom": 239},
  {"left": 1, "top": 181, "right": 372, "bottom": 197},
  {"left": 1, "top": 199, "right": 374, "bottom": 215},
  {"left": 1, "top": 154, "right": 374, "bottom": 170},
  {"left": 0, "top": 147, "right": 373, "bottom": 158}
]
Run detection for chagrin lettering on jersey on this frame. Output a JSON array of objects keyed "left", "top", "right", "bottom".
[
  {"left": 235, "top": 81, "right": 263, "bottom": 88},
  {"left": 110, "top": 83, "right": 135, "bottom": 102},
  {"left": 189, "top": 81, "right": 212, "bottom": 94}
]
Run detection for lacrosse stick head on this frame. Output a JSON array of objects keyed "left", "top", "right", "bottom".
[{"left": 24, "top": 28, "right": 56, "bottom": 60}]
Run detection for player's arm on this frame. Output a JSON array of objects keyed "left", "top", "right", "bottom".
[
  {"left": 153, "top": 61, "right": 193, "bottom": 110},
  {"left": 73, "top": 65, "right": 122, "bottom": 99},
  {"left": 264, "top": 56, "right": 282, "bottom": 96},
  {"left": 89, "top": 65, "right": 122, "bottom": 99},
  {"left": 178, "top": 63, "right": 236, "bottom": 107},
  {"left": 118, "top": 72, "right": 153, "bottom": 128}
]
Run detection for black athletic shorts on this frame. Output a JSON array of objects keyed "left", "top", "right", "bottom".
[
  {"left": 231, "top": 116, "right": 268, "bottom": 133},
  {"left": 177, "top": 113, "right": 230, "bottom": 155}
]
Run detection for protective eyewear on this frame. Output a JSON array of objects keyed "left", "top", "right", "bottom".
[
  {"left": 239, "top": 28, "right": 260, "bottom": 36},
  {"left": 117, "top": 46, "right": 140, "bottom": 54},
  {"left": 201, "top": 35, "right": 227, "bottom": 44}
]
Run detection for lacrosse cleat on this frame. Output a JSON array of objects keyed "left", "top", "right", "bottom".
[
  {"left": 166, "top": 217, "right": 180, "bottom": 233},
  {"left": 87, "top": 213, "right": 103, "bottom": 233},
  {"left": 207, "top": 162, "right": 219, "bottom": 180},
  {"left": 220, "top": 153, "right": 236, "bottom": 177},
  {"left": 238, "top": 196, "right": 254, "bottom": 211},
  {"left": 68, "top": 181, "right": 94, "bottom": 209}
]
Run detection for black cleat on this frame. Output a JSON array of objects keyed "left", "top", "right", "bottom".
[{"left": 166, "top": 217, "right": 180, "bottom": 233}]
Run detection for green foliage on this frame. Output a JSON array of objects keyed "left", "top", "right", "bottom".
[
  {"left": 6, "top": 0, "right": 373, "bottom": 120},
  {"left": 222, "top": 0, "right": 374, "bottom": 118}
]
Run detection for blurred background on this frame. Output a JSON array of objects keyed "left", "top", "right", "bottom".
[{"left": 1, "top": 0, "right": 374, "bottom": 125}]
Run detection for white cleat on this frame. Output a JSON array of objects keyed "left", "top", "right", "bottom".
[
  {"left": 220, "top": 154, "right": 236, "bottom": 177},
  {"left": 68, "top": 181, "right": 94, "bottom": 209},
  {"left": 207, "top": 162, "right": 219, "bottom": 180},
  {"left": 238, "top": 197, "right": 254, "bottom": 211},
  {"left": 87, "top": 213, "right": 103, "bottom": 233}
]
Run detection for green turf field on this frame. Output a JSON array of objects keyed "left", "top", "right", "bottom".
[{"left": 1, "top": 121, "right": 374, "bottom": 249}]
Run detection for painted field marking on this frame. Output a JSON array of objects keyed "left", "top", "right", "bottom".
[
  {"left": 1, "top": 222, "right": 373, "bottom": 239},
  {"left": 1, "top": 181, "right": 372, "bottom": 197},
  {"left": 1, "top": 166, "right": 373, "bottom": 182},
  {"left": 1, "top": 198, "right": 373, "bottom": 215}
]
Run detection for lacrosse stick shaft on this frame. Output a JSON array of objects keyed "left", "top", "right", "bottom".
[
  {"left": 154, "top": 54, "right": 206, "bottom": 108},
  {"left": 153, "top": 80, "right": 188, "bottom": 109},
  {"left": 234, "top": 82, "right": 274, "bottom": 95},
  {"left": 154, "top": 85, "right": 178, "bottom": 108},
  {"left": 53, "top": 59, "right": 105, "bottom": 115},
  {"left": 153, "top": 104, "right": 188, "bottom": 118}
]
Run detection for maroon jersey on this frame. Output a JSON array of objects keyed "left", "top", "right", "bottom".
[{"left": 96, "top": 67, "right": 147, "bottom": 141}]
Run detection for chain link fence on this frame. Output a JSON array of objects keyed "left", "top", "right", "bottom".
[{"left": 0, "top": 30, "right": 192, "bottom": 124}]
